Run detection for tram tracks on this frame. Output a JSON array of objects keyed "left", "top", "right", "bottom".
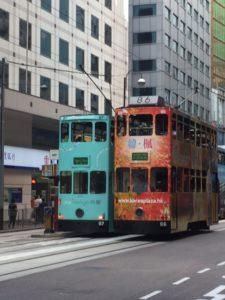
[{"left": 0, "top": 235, "right": 164, "bottom": 282}]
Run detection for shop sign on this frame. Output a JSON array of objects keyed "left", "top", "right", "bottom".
[{"left": 4, "top": 146, "right": 50, "bottom": 170}]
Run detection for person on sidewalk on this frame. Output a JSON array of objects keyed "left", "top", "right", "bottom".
[
  {"left": 34, "top": 195, "right": 43, "bottom": 223},
  {"left": 8, "top": 200, "right": 18, "bottom": 229}
]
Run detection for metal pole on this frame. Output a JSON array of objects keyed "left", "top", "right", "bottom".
[
  {"left": 0, "top": 58, "right": 5, "bottom": 230},
  {"left": 123, "top": 77, "right": 126, "bottom": 107}
]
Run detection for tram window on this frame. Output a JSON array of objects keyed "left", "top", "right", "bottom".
[
  {"left": 156, "top": 114, "right": 168, "bottom": 135},
  {"left": 201, "top": 126, "right": 207, "bottom": 148},
  {"left": 171, "top": 167, "right": 177, "bottom": 192},
  {"left": 132, "top": 169, "right": 148, "bottom": 194},
  {"left": 184, "top": 169, "right": 190, "bottom": 192},
  {"left": 129, "top": 114, "right": 153, "bottom": 136},
  {"left": 95, "top": 122, "right": 107, "bottom": 142},
  {"left": 110, "top": 120, "right": 114, "bottom": 143},
  {"left": 177, "top": 168, "right": 183, "bottom": 192},
  {"left": 202, "top": 170, "right": 206, "bottom": 192},
  {"left": 212, "top": 172, "right": 219, "bottom": 193},
  {"left": 90, "top": 171, "right": 106, "bottom": 194},
  {"left": 117, "top": 115, "right": 126, "bottom": 137},
  {"left": 71, "top": 122, "right": 92, "bottom": 142},
  {"left": 177, "top": 116, "right": 184, "bottom": 140},
  {"left": 196, "top": 124, "right": 201, "bottom": 147},
  {"left": 61, "top": 123, "right": 69, "bottom": 142},
  {"left": 74, "top": 172, "right": 88, "bottom": 194},
  {"left": 60, "top": 171, "right": 72, "bottom": 194},
  {"left": 189, "top": 121, "right": 195, "bottom": 144},
  {"left": 196, "top": 170, "right": 201, "bottom": 192},
  {"left": 116, "top": 168, "right": 130, "bottom": 192},
  {"left": 184, "top": 118, "right": 190, "bottom": 141},
  {"left": 190, "top": 169, "right": 195, "bottom": 192},
  {"left": 151, "top": 168, "right": 168, "bottom": 192},
  {"left": 172, "top": 118, "right": 177, "bottom": 138}
]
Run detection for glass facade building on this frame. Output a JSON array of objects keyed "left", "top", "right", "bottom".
[{"left": 212, "top": 0, "right": 225, "bottom": 89}]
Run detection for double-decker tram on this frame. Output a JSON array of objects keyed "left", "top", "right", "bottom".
[
  {"left": 58, "top": 115, "right": 114, "bottom": 233},
  {"left": 114, "top": 96, "right": 218, "bottom": 234},
  {"left": 218, "top": 146, "right": 225, "bottom": 218}
]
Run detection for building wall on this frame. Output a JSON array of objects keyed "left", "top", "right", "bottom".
[
  {"left": 0, "top": 0, "right": 128, "bottom": 112},
  {"left": 129, "top": 0, "right": 211, "bottom": 121}
]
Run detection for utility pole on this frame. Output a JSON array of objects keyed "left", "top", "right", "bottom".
[{"left": 0, "top": 58, "right": 5, "bottom": 230}]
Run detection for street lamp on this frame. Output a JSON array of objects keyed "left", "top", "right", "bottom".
[{"left": 123, "top": 70, "right": 146, "bottom": 107}]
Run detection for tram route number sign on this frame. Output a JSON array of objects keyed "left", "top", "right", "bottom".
[
  {"left": 132, "top": 152, "right": 148, "bottom": 161},
  {"left": 73, "top": 157, "right": 89, "bottom": 165},
  {"left": 129, "top": 96, "right": 165, "bottom": 106}
]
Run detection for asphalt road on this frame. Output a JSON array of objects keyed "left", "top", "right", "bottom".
[{"left": 1, "top": 223, "right": 225, "bottom": 300}]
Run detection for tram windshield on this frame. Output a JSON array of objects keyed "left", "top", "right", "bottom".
[
  {"left": 71, "top": 122, "right": 92, "bottom": 142},
  {"left": 60, "top": 171, "right": 72, "bottom": 194},
  {"left": 95, "top": 122, "right": 107, "bottom": 142},
  {"left": 129, "top": 114, "right": 153, "bottom": 136},
  {"left": 90, "top": 171, "right": 106, "bottom": 194},
  {"left": 74, "top": 172, "right": 88, "bottom": 194},
  {"left": 132, "top": 169, "right": 148, "bottom": 194}
]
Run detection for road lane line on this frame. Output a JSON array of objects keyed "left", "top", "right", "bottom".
[
  {"left": 139, "top": 290, "right": 162, "bottom": 299},
  {"left": 217, "top": 261, "right": 225, "bottom": 266},
  {"left": 197, "top": 268, "right": 210, "bottom": 274},
  {"left": 173, "top": 277, "right": 190, "bottom": 285},
  {"left": 222, "top": 276, "right": 225, "bottom": 279},
  {"left": 214, "top": 228, "right": 225, "bottom": 232}
]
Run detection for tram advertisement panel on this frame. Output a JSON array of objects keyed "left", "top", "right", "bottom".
[{"left": 114, "top": 107, "right": 171, "bottom": 221}]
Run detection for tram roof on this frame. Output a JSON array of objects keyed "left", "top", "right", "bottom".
[{"left": 60, "top": 114, "right": 111, "bottom": 121}]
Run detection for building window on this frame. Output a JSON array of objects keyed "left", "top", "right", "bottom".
[
  {"left": 133, "top": 4, "right": 157, "bottom": 17},
  {"left": 76, "top": 5, "right": 85, "bottom": 32},
  {"left": 179, "top": 71, "right": 185, "bottom": 84},
  {"left": 172, "top": 40, "right": 178, "bottom": 53},
  {"left": 187, "top": 27, "right": 192, "bottom": 40},
  {"left": 105, "top": 61, "right": 112, "bottom": 84},
  {"left": 105, "top": 24, "right": 112, "bottom": 47},
  {"left": 188, "top": 101, "right": 192, "bottom": 114},
  {"left": 105, "top": 0, "right": 112, "bottom": 10},
  {"left": 59, "top": 38, "right": 69, "bottom": 65},
  {"left": 173, "top": 66, "right": 178, "bottom": 80},
  {"left": 180, "top": 46, "right": 185, "bottom": 59},
  {"left": 133, "top": 32, "right": 156, "bottom": 44},
  {"left": 0, "top": 8, "right": 9, "bottom": 40},
  {"left": 164, "top": 6, "right": 171, "bottom": 20},
  {"left": 200, "top": 16, "right": 204, "bottom": 28},
  {"left": 41, "top": 0, "right": 51, "bottom": 13},
  {"left": 205, "top": 65, "right": 210, "bottom": 77},
  {"left": 172, "top": 93, "right": 178, "bottom": 106},
  {"left": 59, "top": 0, "right": 69, "bottom": 22},
  {"left": 205, "top": 87, "right": 210, "bottom": 99},
  {"left": 76, "top": 47, "right": 84, "bottom": 71},
  {"left": 91, "top": 94, "right": 98, "bottom": 113},
  {"left": 19, "top": 19, "right": 32, "bottom": 50},
  {"left": 59, "top": 82, "right": 68, "bottom": 105},
  {"left": 0, "top": 61, "right": 9, "bottom": 88},
  {"left": 187, "top": 51, "right": 192, "bottom": 64},
  {"left": 133, "top": 87, "right": 156, "bottom": 96},
  {"left": 91, "top": 54, "right": 99, "bottom": 78},
  {"left": 199, "top": 61, "right": 204, "bottom": 73},
  {"left": 134, "top": 59, "right": 157, "bottom": 72},
  {"left": 76, "top": 88, "right": 84, "bottom": 109},
  {"left": 172, "top": 14, "right": 178, "bottom": 27},
  {"left": 200, "top": 38, "right": 204, "bottom": 50},
  {"left": 180, "top": 20, "right": 185, "bottom": 33},
  {"left": 19, "top": 68, "right": 31, "bottom": 94},
  {"left": 194, "top": 57, "right": 198, "bottom": 69},
  {"left": 194, "top": 9, "right": 198, "bottom": 22},
  {"left": 205, "top": 43, "right": 209, "bottom": 55},
  {"left": 164, "top": 34, "right": 170, "bottom": 47},
  {"left": 164, "top": 61, "right": 170, "bottom": 74},
  {"left": 205, "top": 21, "right": 209, "bottom": 33},
  {"left": 194, "top": 33, "right": 198, "bottom": 45},
  {"left": 40, "top": 29, "right": 51, "bottom": 58},
  {"left": 40, "top": 76, "right": 51, "bottom": 100},
  {"left": 187, "top": 2, "right": 192, "bottom": 15},
  {"left": 91, "top": 15, "right": 99, "bottom": 39},
  {"left": 200, "top": 84, "right": 204, "bottom": 96},
  {"left": 164, "top": 89, "right": 170, "bottom": 104},
  {"left": 187, "top": 76, "right": 192, "bottom": 88},
  {"left": 194, "top": 104, "right": 198, "bottom": 116}
]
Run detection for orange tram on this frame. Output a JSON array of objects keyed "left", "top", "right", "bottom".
[{"left": 114, "top": 96, "right": 218, "bottom": 234}]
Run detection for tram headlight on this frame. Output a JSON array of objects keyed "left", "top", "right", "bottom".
[
  {"left": 98, "top": 214, "right": 105, "bottom": 221},
  {"left": 135, "top": 207, "right": 144, "bottom": 217}
]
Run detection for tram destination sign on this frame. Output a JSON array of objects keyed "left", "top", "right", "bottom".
[
  {"left": 132, "top": 152, "right": 148, "bottom": 161},
  {"left": 129, "top": 96, "right": 165, "bottom": 106},
  {"left": 73, "top": 157, "right": 89, "bottom": 165}
]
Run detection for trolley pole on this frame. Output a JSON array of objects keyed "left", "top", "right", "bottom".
[{"left": 0, "top": 58, "right": 5, "bottom": 230}]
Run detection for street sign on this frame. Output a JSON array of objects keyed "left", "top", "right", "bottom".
[{"left": 50, "top": 149, "right": 59, "bottom": 160}]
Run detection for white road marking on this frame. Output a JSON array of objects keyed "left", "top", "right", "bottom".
[
  {"left": 214, "top": 228, "right": 225, "bottom": 232},
  {"left": 173, "top": 277, "right": 190, "bottom": 285},
  {"left": 217, "top": 261, "right": 225, "bottom": 266},
  {"left": 139, "top": 290, "right": 162, "bottom": 299},
  {"left": 203, "top": 285, "right": 225, "bottom": 299},
  {"left": 222, "top": 276, "right": 225, "bottom": 279},
  {"left": 197, "top": 268, "right": 210, "bottom": 274}
]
